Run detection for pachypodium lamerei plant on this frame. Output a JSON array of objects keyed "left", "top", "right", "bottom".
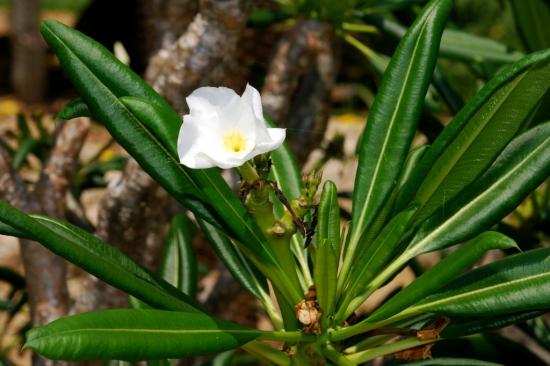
[{"left": 1, "top": 0, "right": 549, "bottom": 364}]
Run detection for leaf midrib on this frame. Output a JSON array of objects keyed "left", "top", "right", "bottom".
[
  {"left": 410, "top": 134, "right": 549, "bottom": 255},
  {"left": 415, "top": 67, "right": 530, "bottom": 207},
  {"left": 411, "top": 271, "right": 550, "bottom": 313},
  {"left": 352, "top": 4, "right": 437, "bottom": 246}
]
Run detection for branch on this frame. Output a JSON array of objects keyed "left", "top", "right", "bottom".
[
  {"left": 261, "top": 20, "right": 337, "bottom": 164},
  {"left": 145, "top": 0, "right": 252, "bottom": 113}
]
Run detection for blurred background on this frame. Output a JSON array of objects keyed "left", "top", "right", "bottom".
[{"left": 0, "top": 0, "right": 548, "bottom": 365}]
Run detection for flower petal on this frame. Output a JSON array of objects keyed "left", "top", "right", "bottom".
[
  {"left": 241, "top": 83, "right": 264, "bottom": 121},
  {"left": 250, "top": 127, "right": 286, "bottom": 155},
  {"left": 178, "top": 115, "right": 218, "bottom": 169},
  {"left": 187, "top": 86, "right": 239, "bottom": 117}
]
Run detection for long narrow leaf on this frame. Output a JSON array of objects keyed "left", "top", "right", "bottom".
[
  {"left": 160, "top": 214, "right": 197, "bottom": 297},
  {"left": 397, "top": 49, "right": 550, "bottom": 220},
  {"left": 510, "top": 0, "right": 550, "bottom": 52},
  {"left": 0, "top": 202, "right": 199, "bottom": 312},
  {"left": 367, "top": 232, "right": 517, "bottom": 323},
  {"left": 408, "top": 121, "right": 550, "bottom": 256},
  {"left": 25, "top": 309, "right": 261, "bottom": 360},
  {"left": 348, "top": 0, "right": 452, "bottom": 258},
  {"left": 408, "top": 248, "right": 550, "bottom": 317}
]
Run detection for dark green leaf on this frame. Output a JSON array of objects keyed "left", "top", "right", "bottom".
[
  {"left": 0, "top": 202, "right": 200, "bottom": 312},
  {"left": 25, "top": 309, "right": 260, "bottom": 360},
  {"left": 317, "top": 180, "right": 340, "bottom": 255},
  {"left": 442, "top": 310, "right": 544, "bottom": 338},
  {"left": 348, "top": 0, "right": 452, "bottom": 259},
  {"left": 408, "top": 121, "right": 550, "bottom": 256},
  {"left": 510, "top": 0, "right": 550, "bottom": 52},
  {"left": 57, "top": 97, "right": 91, "bottom": 120},
  {"left": 367, "top": 232, "right": 517, "bottom": 324},
  {"left": 160, "top": 214, "right": 197, "bottom": 298},
  {"left": 408, "top": 248, "right": 550, "bottom": 317},
  {"left": 398, "top": 49, "right": 550, "bottom": 221},
  {"left": 197, "top": 219, "right": 266, "bottom": 300}
]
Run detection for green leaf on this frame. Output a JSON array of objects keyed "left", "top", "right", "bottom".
[
  {"left": 315, "top": 239, "right": 338, "bottom": 324},
  {"left": 396, "top": 145, "right": 429, "bottom": 194},
  {"left": 269, "top": 123, "right": 302, "bottom": 202},
  {"left": 348, "top": 0, "right": 452, "bottom": 257},
  {"left": 407, "top": 248, "right": 550, "bottom": 317},
  {"left": 317, "top": 181, "right": 340, "bottom": 255},
  {"left": 408, "top": 121, "right": 550, "bottom": 256},
  {"left": 197, "top": 219, "right": 266, "bottom": 300},
  {"left": 160, "top": 214, "right": 197, "bottom": 298},
  {"left": 401, "top": 358, "right": 503, "bottom": 366},
  {"left": 440, "top": 29, "right": 524, "bottom": 64},
  {"left": 367, "top": 232, "right": 517, "bottom": 324},
  {"left": 510, "top": 0, "right": 550, "bottom": 52},
  {"left": 57, "top": 97, "right": 91, "bottom": 120},
  {"left": 40, "top": 20, "right": 281, "bottom": 272},
  {"left": 397, "top": 49, "right": 550, "bottom": 221},
  {"left": 25, "top": 309, "right": 261, "bottom": 360},
  {"left": 369, "top": 15, "right": 523, "bottom": 64},
  {"left": 337, "top": 205, "right": 418, "bottom": 322},
  {"left": 120, "top": 96, "right": 180, "bottom": 158},
  {"left": 0, "top": 201, "right": 199, "bottom": 313},
  {"left": 12, "top": 138, "right": 39, "bottom": 170},
  {"left": 442, "top": 310, "right": 544, "bottom": 338}
]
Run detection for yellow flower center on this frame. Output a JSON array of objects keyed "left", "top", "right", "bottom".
[{"left": 223, "top": 131, "right": 247, "bottom": 153}]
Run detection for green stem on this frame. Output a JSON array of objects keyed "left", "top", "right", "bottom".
[
  {"left": 258, "top": 288, "right": 284, "bottom": 330},
  {"left": 346, "top": 337, "right": 434, "bottom": 364},
  {"left": 292, "top": 235, "right": 314, "bottom": 289},
  {"left": 238, "top": 161, "right": 260, "bottom": 184},
  {"left": 322, "top": 344, "right": 356, "bottom": 366},
  {"left": 241, "top": 341, "right": 290, "bottom": 366}
]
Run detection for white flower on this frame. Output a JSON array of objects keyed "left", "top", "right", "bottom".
[{"left": 178, "top": 84, "right": 286, "bottom": 169}]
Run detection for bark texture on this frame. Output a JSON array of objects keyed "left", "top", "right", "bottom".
[
  {"left": 9, "top": 0, "right": 47, "bottom": 103},
  {"left": 0, "top": 118, "right": 90, "bottom": 366},
  {"left": 146, "top": 0, "right": 252, "bottom": 113},
  {"left": 261, "top": 20, "right": 337, "bottom": 164}
]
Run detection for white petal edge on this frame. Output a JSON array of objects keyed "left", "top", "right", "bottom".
[
  {"left": 250, "top": 128, "right": 286, "bottom": 155},
  {"left": 186, "top": 86, "right": 239, "bottom": 116},
  {"left": 242, "top": 84, "right": 264, "bottom": 121}
]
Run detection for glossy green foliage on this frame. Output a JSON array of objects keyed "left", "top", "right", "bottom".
[
  {"left": 398, "top": 49, "right": 550, "bottom": 221},
  {"left": 510, "top": 0, "right": 550, "bottom": 52},
  {"left": 408, "top": 121, "right": 550, "bottom": 256},
  {"left": 350, "top": 0, "right": 452, "bottom": 252},
  {"left": 342, "top": 205, "right": 417, "bottom": 307},
  {"left": 160, "top": 214, "right": 197, "bottom": 297},
  {"left": 442, "top": 311, "right": 544, "bottom": 338},
  {"left": 316, "top": 181, "right": 340, "bottom": 255},
  {"left": 25, "top": 309, "right": 261, "bottom": 360},
  {"left": 369, "top": 15, "right": 523, "bottom": 64},
  {"left": 0, "top": 202, "right": 199, "bottom": 313},
  {"left": 409, "top": 248, "right": 550, "bottom": 317},
  {"left": 197, "top": 219, "right": 267, "bottom": 300},
  {"left": 40, "top": 20, "right": 279, "bottom": 269},
  {"left": 315, "top": 181, "right": 340, "bottom": 320},
  {"left": 57, "top": 97, "right": 91, "bottom": 120},
  {"left": 315, "top": 239, "right": 338, "bottom": 325},
  {"left": 367, "top": 232, "right": 517, "bottom": 323},
  {"left": 440, "top": 28, "right": 524, "bottom": 64}
]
